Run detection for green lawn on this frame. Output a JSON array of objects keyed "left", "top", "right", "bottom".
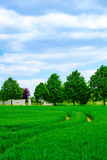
[{"left": 0, "top": 105, "right": 107, "bottom": 160}]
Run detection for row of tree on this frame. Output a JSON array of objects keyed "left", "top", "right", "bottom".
[
  {"left": 0, "top": 78, "right": 30, "bottom": 105},
  {"left": 0, "top": 65, "right": 106, "bottom": 106},
  {"left": 34, "top": 65, "right": 107, "bottom": 106}
]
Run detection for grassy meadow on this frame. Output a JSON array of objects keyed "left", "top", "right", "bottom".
[{"left": 0, "top": 105, "right": 107, "bottom": 160}]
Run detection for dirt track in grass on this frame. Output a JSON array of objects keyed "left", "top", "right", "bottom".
[
  {"left": 65, "top": 116, "right": 70, "bottom": 120},
  {"left": 65, "top": 115, "right": 92, "bottom": 122},
  {"left": 87, "top": 116, "right": 92, "bottom": 122}
]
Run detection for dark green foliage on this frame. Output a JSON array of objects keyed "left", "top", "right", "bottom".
[
  {"left": 34, "top": 82, "right": 49, "bottom": 103},
  {"left": 64, "top": 70, "right": 90, "bottom": 105},
  {"left": 89, "top": 65, "right": 107, "bottom": 106},
  {"left": 0, "top": 77, "right": 23, "bottom": 105},
  {"left": 0, "top": 90, "right": 7, "bottom": 105},
  {"left": 46, "top": 73, "right": 63, "bottom": 105},
  {"left": 90, "top": 92, "right": 102, "bottom": 104}
]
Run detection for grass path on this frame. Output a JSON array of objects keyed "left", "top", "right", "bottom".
[
  {"left": 87, "top": 116, "right": 92, "bottom": 122},
  {"left": 65, "top": 114, "right": 92, "bottom": 122}
]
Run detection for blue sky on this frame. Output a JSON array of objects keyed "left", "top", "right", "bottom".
[{"left": 0, "top": 0, "right": 107, "bottom": 96}]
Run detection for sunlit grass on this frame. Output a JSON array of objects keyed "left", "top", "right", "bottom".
[{"left": 0, "top": 105, "right": 107, "bottom": 160}]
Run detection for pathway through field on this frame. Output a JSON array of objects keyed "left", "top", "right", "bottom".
[
  {"left": 65, "top": 115, "right": 92, "bottom": 122},
  {"left": 87, "top": 116, "right": 92, "bottom": 122},
  {"left": 66, "top": 116, "right": 70, "bottom": 120}
]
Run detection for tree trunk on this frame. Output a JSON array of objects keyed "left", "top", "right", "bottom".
[
  {"left": 53, "top": 102, "right": 56, "bottom": 106},
  {"left": 73, "top": 102, "right": 75, "bottom": 106},
  {"left": 3, "top": 101, "right": 4, "bottom": 105},
  {"left": 11, "top": 99, "right": 12, "bottom": 105},
  {"left": 103, "top": 97, "right": 105, "bottom": 106}
]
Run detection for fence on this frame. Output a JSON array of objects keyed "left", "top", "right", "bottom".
[{"left": 0, "top": 99, "right": 31, "bottom": 106}]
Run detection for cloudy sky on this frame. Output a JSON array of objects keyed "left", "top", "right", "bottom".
[{"left": 0, "top": 0, "right": 107, "bottom": 96}]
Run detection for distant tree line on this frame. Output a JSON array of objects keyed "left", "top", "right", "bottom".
[
  {"left": 34, "top": 65, "right": 107, "bottom": 106},
  {"left": 0, "top": 65, "right": 107, "bottom": 106}
]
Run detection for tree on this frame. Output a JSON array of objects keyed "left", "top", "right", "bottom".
[
  {"left": 89, "top": 65, "right": 107, "bottom": 106},
  {"left": 34, "top": 82, "right": 49, "bottom": 103},
  {"left": 1, "top": 77, "right": 23, "bottom": 105},
  {"left": 22, "top": 88, "right": 30, "bottom": 100},
  {"left": 90, "top": 92, "right": 102, "bottom": 104},
  {"left": 30, "top": 97, "right": 36, "bottom": 102},
  {"left": 0, "top": 89, "right": 7, "bottom": 105},
  {"left": 64, "top": 70, "right": 90, "bottom": 105},
  {"left": 46, "top": 73, "right": 63, "bottom": 105}
]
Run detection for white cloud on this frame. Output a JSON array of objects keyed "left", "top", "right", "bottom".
[
  {"left": 0, "top": 46, "right": 106, "bottom": 76},
  {"left": 1, "top": 8, "right": 107, "bottom": 31},
  {"left": 1, "top": 30, "right": 107, "bottom": 43},
  {"left": 18, "top": 79, "right": 46, "bottom": 96},
  {"left": 0, "top": 33, "right": 36, "bottom": 41},
  {"left": 0, "top": 64, "right": 40, "bottom": 75},
  {"left": 62, "top": 31, "right": 107, "bottom": 39},
  {"left": 0, "top": 52, "right": 64, "bottom": 64},
  {"left": 80, "top": 70, "right": 96, "bottom": 82},
  {"left": 0, "top": 7, "right": 107, "bottom": 52},
  {"left": 0, "top": 8, "right": 106, "bottom": 76},
  {"left": 43, "top": 63, "right": 81, "bottom": 72}
]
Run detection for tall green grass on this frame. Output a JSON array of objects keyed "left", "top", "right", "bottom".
[{"left": 0, "top": 105, "right": 107, "bottom": 160}]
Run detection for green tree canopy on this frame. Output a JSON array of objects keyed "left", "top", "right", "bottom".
[
  {"left": 64, "top": 70, "right": 90, "bottom": 105},
  {"left": 0, "top": 89, "right": 7, "bottom": 105},
  {"left": 1, "top": 77, "right": 23, "bottom": 105},
  {"left": 34, "top": 82, "right": 49, "bottom": 103},
  {"left": 89, "top": 65, "right": 107, "bottom": 106},
  {"left": 46, "top": 73, "right": 63, "bottom": 105}
]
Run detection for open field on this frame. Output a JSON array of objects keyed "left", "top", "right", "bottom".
[{"left": 0, "top": 105, "right": 107, "bottom": 160}]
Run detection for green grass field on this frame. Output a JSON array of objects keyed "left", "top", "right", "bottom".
[{"left": 0, "top": 105, "right": 107, "bottom": 160}]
